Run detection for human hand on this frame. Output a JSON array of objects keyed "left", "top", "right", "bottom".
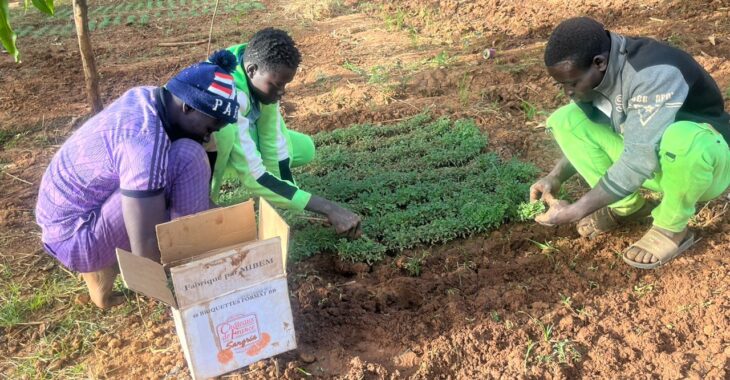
[
  {"left": 327, "top": 206, "right": 363, "bottom": 240},
  {"left": 535, "top": 198, "right": 572, "bottom": 226},
  {"left": 529, "top": 175, "right": 562, "bottom": 204}
]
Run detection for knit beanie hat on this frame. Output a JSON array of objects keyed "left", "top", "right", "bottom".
[{"left": 165, "top": 50, "right": 239, "bottom": 124}]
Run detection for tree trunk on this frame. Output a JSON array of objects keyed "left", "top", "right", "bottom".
[{"left": 72, "top": 0, "right": 103, "bottom": 113}]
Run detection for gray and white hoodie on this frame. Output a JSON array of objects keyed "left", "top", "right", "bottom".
[{"left": 576, "top": 32, "right": 730, "bottom": 198}]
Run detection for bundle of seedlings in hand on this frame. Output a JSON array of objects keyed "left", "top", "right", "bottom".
[{"left": 516, "top": 200, "right": 547, "bottom": 221}]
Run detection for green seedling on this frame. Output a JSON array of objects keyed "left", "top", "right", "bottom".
[
  {"left": 666, "top": 33, "right": 685, "bottom": 48},
  {"left": 516, "top": 200, "right": 546, "bottom": 221},
  {"left": 490, "top": 310, "right": 501, "bottom": 322},
  {"left": 633, "top": 282, "right": 655, "bottom": 297},
  {"left": 518, "top": 311, "right": 552, "bottom": 342},
  {"left": 521, "top": 100, "right": 538, "bottom": 120},
  {"left": 553, "top": 339, "right": 581, "bottom": 364},
  {"left": 296, "top": 367, "right": 313, "bottom": 376},
  {"left": 527, "top": 239, "right": 558, "bottom": 255},
  {"left": 575, "top": 306, "right": 593, "bottom": 318},
  {"left": 403, "top": 251, "right": 428, "bottom": 277},
  {"left": 542, "top": 323, "right": 554, "bottom": 342},
  {"left": 384, "top": 7, "right": 406, "bottom": 31},
  {"left": 559, "top": 293, "right": 574, "bottom": 311},
  {"left": 538, "top": 354, "right": 553, "bottom": 364},
  {"left": 367, "top": 65, "right": 389, "bottom": 84},
  {"left": 428, "top": 50, "right": 455, "bottom": 68},
  {"left": 524, "top": 338, "right": 537, "bottom": 370},
  {"left": 342, "top": 60, "right": 367, "bottom": 77}
]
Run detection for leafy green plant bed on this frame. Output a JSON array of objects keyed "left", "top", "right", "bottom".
[
  {"left": 220, "top": 114, "right": 538, "bottom": 264},
  {"left": 12, "top": 0, "right": 265, "bottom": 37}
]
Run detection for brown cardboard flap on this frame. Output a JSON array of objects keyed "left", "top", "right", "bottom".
[
  {"left": 169, "top": 238, "right": 283, "bottom": 308},
  {"left": 116, "top": 249, "right": 176, "bottom": 307},
  {"left": 258, "top": 198, "right": 290, "bottom": 268},
  {"left": 156, "top": 200, "right": 257, "bottom": 264}
]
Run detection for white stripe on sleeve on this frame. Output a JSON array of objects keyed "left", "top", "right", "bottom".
[{"left": 237, "top": 117, "right": 267, "bottom": 179}]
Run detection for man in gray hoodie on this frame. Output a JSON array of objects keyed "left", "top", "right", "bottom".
[{"left": 531, "top": 17, "right": 730, "bottom": 269}]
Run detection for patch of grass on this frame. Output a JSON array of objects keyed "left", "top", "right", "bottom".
[
  {"left": 428, "top": 50, "right": 455, "bottom": 68},
  {"left": 0, "top": 129, "right": 17, "bottom": 147},
  {"left": 665, "top": 33, "right": 685, "bottom": 48},
  {"left": 342, "top": 61, "right": 390, "bottom": 85},
  {"left": 521, "top": 100, "right": 538, "bottom": 120},
  {"left": 495, "top": 57, "right": 540, "bottom": 75},
  {"left": 342, "top": 60, "right": 367, "bottom": 77},
  {"left": 367, "top": 65, "right": 389, "bottom": 84},
  {"left": 2, "top": 269, "right": 108, "bottom": 379},
  {"left": 383, "top": 7, "right": 406, "bottom": 31},
  {"left": 0, "top": 283, "right": 26, "bottom": 328},
  {"left": 0, "top": 276, "right": 68, "bottom": 329},
  {"left": 283, "top": 0, "right": 350, "bottom": 21}
]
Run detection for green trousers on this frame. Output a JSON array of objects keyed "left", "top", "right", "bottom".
[
  {"left": 547, "top": 103, "right": 730, "bottom": 232},
  {"left": 288, "top": 130, "right": 316, "bottom": 168}
]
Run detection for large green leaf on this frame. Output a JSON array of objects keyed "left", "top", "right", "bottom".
[
  {"left": 31, "top": 0, "right": 53, "bottom": 15},
  {"left": 1, "top": 0, "right": 55, "bottom": 62},
  {"left": 0, "top": 0, "right": 19, "bottom": 62}
]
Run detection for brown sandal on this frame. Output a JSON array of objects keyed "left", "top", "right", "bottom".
[
  {"left": 623, "top": 228, "right": 695, "bottom": 269},
  {"left": 576, "top": 200, "right": 656, "bottom": 238}
]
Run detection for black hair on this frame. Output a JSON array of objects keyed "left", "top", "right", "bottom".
[
  {"left": 544, "top": 17, "right": 611, "bottom": 69},
  {"left": 244, "top": 27, "right": 301, "bottom": 72}
]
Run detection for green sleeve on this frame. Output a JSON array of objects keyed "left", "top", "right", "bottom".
[{"left": 211, "top": 121, "right": 311, "bottom": 211}]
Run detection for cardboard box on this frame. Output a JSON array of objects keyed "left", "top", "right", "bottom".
[{"left": 116, "top": 199, "right": 296, "bottom": 379}]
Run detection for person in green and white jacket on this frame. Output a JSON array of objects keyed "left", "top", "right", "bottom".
[{"left": 208, "top": 28, "right": 362, "bottom": 239}]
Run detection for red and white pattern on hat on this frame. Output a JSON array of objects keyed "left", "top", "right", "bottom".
[{"left": 208, "top": 72, "right": 235, "bottom": 99}]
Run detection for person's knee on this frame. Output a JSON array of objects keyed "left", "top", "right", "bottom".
[
  {"left": 169, "top": 138, "right": 210, "bottom": 179},
  {"left": 660, "top": 121, "right": 726, "bottom": 158},
  {"left": 290, "top": 132, "right": 316, "bottom": 167},
  {"left": 546, "top": 103, "right": 584, "bottom": 135},
  {"left": 299, "top": 135, "right": 316, "bottom": 165}
]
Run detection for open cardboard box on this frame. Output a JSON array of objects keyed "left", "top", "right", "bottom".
[{"left": 116, "top": 199, "right": 296, "bottom": 379}]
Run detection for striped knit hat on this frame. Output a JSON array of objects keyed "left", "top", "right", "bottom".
[{"left": 165, "top": 50, "right": 239, "bottom": 124}]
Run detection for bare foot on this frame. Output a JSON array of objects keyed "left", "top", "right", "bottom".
[
  {"left": 81, "top": 265, "right": 125, "bottom": 309},
  {"left": 90, "top": 292, "right": 126, "bottom": 309},
  {"left": 624, "top": 226, "right": 689, "bottom": 265}
]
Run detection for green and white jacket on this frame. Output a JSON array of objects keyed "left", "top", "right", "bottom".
[{"left": 210, "top": 43, "right": 312, "bottom": 210}]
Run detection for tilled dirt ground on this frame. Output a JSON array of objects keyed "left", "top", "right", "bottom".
[{"left": 1, "top": 0, "right": 728, "bottom": 379}]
